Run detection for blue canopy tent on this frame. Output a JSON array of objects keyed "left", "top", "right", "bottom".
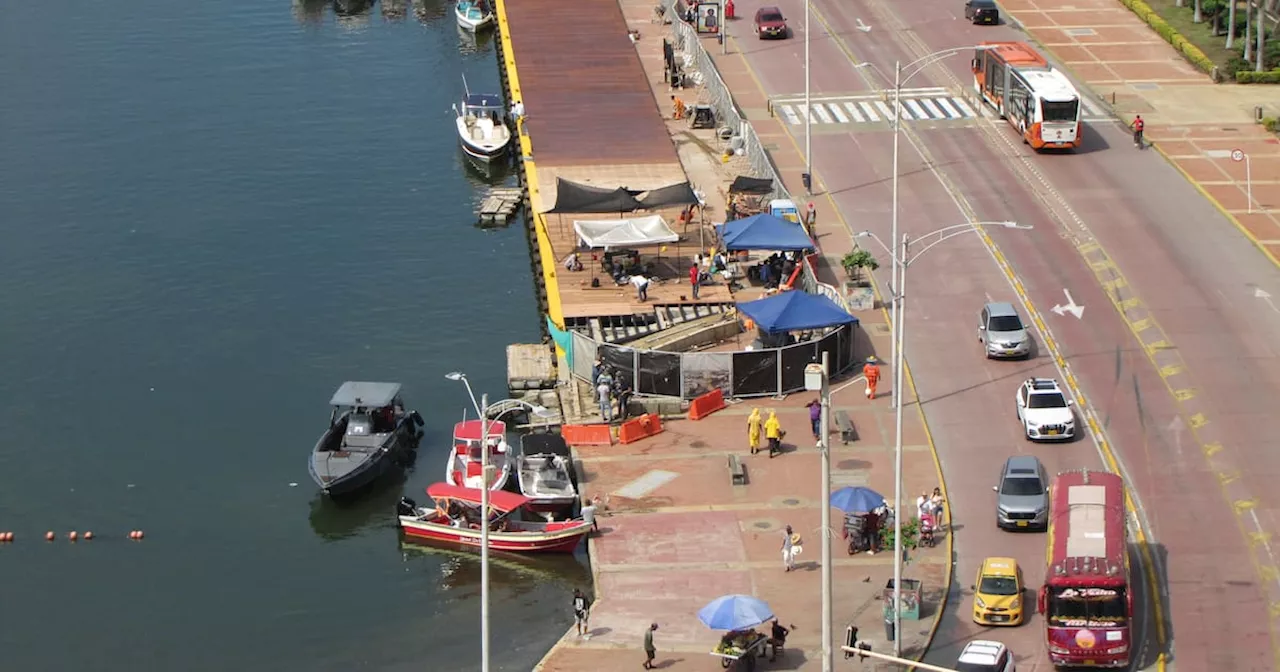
[
  {"left": 736, "top": 291, "right": 857, "bottom": 334},
  {"left": 718, "top": 213, "right": 814, "bottom": 251}
]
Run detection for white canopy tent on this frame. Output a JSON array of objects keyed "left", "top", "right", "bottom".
[{"left": 573, "top": 215, "right": 679, "bottom": 250}]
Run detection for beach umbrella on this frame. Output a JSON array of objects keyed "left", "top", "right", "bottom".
[
  {"left": 830, "top": 486, "right": 886, "bottom": 514},
  {"left": 697, "top": 594, "right": 775, "bottom": 631}
]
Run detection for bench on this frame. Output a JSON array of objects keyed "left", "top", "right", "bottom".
[
  {"left": 728, "top": 453, "right": 747, "bottom": 485},
  {"left": 834, "top": 410, "right": 855, "bottom": 445}
]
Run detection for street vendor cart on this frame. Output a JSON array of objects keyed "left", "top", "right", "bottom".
[{"left": 711, "top": 630, "right": 767, "bottom": 670}]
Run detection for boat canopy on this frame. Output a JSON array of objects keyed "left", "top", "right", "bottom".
[
  {"left": 454, "top": 419, "right": 507, "bottom": 441},
  {"left": 427, "top": 483, "right": 530, "bottom": 512},
  {"left": 331, "top": 381, "right": 402, "bottom": 408},
  {"left": 464, "top": 93, "right": 504, "bottom": 110},
  {"left": 521, "top": 433, "right": 571, "bottom": 458}
]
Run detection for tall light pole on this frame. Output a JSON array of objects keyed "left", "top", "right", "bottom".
[
  {"left": 446, "top": 372, "right": 550, "bottom": 672},
  {"left": 856, "top": 221, "right": 1030, "bottom": 655},
  {"left": 806, "top": 352, "right": 833, "bottom": 672},
  {"left": 803, "top": 0, "right": 811, "bottom": 195}
]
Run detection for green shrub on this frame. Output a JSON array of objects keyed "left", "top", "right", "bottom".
[
  {"left": 1263, "top": 117, "right": 1278, "bottom": 133},
  {"left": 1119, "top": 0, "right": 1215, "bottom": 75},
  {"left": 1235, "top": 70, "right": 1280, "bottom": 84}
]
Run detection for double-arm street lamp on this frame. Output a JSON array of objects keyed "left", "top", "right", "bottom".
[
  {"left": 855, "top": 221, "right": 1031, "bottom": 655},
  {"left": 445, "top": 372, "right": 552, "bottom": 672}
]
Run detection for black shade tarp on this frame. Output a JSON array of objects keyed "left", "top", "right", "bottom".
[
  {"left": 729, "top": 176, "right": 774, "bottom": 195},
  {"left": 637, "top": 182, "right": 699, "bottom": 209},
  {"left": 732, "top": 350, "right": 779, "bottom": 396},
  {"left": 545, "top": 178, "right": 643, "bottom": 214},
  {"left": 598, "top": 344, "right": 636, "bottom": 387},
  {"left": 637, "top": 352, "right": 681, "bottom": 396}
]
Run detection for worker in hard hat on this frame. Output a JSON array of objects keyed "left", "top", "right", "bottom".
[{"left": 863, "top": 356, "right": 882, "bottom": 400}]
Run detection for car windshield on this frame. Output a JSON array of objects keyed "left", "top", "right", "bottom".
[
  {"left": 979, "top": 576, "right": 1019, "bottom": 595},
  {"left": 761, "top": 11, "right": 783, "bottom": 21},
  {"left": 1001, "top": 476, "right": 1044, "bottom": 496},
  {"left": 1041, "top": 99, "right": 1080, "bottom": 123},
  {"left": 956, "top": 661, "right": 999, "bottom": 672},
  {"left": 988, "top": 315, "right": 1023, "bottom": 331},
  {"left": 1028, "top": 392, "right": 1067, "bottom": 409}
]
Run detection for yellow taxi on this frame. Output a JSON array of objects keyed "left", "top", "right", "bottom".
[{"left": 972, "top": 557, "right": 1023, "bottom": 626}]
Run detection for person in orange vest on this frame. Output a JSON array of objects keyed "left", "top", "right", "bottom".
[{"left": 863, "top": 356, "right": 882, "bottom": 399}]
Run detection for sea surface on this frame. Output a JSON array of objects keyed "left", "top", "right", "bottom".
[{"left": 0, "top": 1, "right": 587, "bottom": 670}]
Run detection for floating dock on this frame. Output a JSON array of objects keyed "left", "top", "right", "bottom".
[
  {"left": 506, "top": 343, "right": 557, "bottom": 391},
  {"left": 478, "top": 187, "right": 525, "bottom": 225}
]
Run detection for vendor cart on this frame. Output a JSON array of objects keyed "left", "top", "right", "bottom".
[{"left": 710, "top": 631, "right": 768, "bottom": 670}]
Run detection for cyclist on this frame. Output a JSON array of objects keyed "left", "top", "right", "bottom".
[{"left": 1130, "top": 114, "right": 1145, "bottom": 149}]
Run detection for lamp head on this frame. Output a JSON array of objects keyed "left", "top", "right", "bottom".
[
  {"left": 855, "top": 231, "right": 871, "bottom": 238},
  {"left": 445, "top": 372, "right": 465, "bottom": 381}
]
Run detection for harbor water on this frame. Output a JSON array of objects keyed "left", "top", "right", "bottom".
[{"left": 0, "top": 1, "right": 586, "bottom": 669}]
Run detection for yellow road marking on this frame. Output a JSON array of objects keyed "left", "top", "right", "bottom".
[{"left": 1174, "top": 388, "right": 1196, "bottom": 401}]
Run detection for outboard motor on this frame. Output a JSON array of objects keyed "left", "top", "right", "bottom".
[{"left": 396, "top": 496, "right": 418, "bottom": 518}]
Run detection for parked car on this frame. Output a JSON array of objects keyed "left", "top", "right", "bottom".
[
  {"left": 1015, "top": 377, "right": 1076, "bottom": 441},
  {"left": 994, "top": 455, "right": 1049, "bottom": 530},
  {"left": 972, "top": 557, "right": 1024, "bottom": 625},
  {"left": 978, "top": 301, "right": 1030, "bottom": 359},
  {"left": 754, "top": 6, "right": 788, "bottom": 39},
  {"left": 964, "top": 0, "right": 1000, "bottom": 24},
  {"left": 957, "top": 640, "right": 1017, "bottom": 671}
]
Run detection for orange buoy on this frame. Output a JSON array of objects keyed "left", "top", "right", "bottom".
[
  {"left": 84, "top": 531, "right": 94, "bottom": 540},
  {"left": 46, "top": 531, "right": 56, "bottom": 541},
  {"left": 135, "top": 530, "right": 145, "bottom": 539},
  {"left": 68, "top": 531, "right": 78, "bottom": 542},
  {"left": 0, "top": 532, "right": 11, "bottom": 542},
  {"left": 128, "top": 531, "right": 137, "bottom": 539}
]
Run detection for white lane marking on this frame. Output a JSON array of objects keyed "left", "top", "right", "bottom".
[
  {"left": 844, "top": 102, "right": 865, "bottom": 123},
  {"left": 952, "top": 97, "right": 977, "bottom": 117},
  {"left": 827, "top": 103, "right": 848, "bottom": 123},
  {"left": 874, "top": 100, "right": 896, "bottom": 121},
  {"left": 859, "top": 101, "right": 880, "bottom": 122},
  {"left": 813, "top": 103, "right": 834, "bottom": 124},
  {"left": 905, "top": 99, "right": 929, "bottom": 120},
  {"left": 780, "top": 104, "right": 803, "bottom": 125}
]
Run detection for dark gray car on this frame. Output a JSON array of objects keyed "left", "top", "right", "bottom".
[{"left": 994, "top": 455, "right": 1049, "bottom": 530}]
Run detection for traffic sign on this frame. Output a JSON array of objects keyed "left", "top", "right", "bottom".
[{"left": 1231, "top": 149, "right": 1245, "bottom": 162}]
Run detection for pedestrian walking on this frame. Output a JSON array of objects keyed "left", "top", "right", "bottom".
[
  {"left": 747, "top": 407, "right": 763, "bottom": 455},
  {"left": 764, "top": 409, "right": 783, "bottom": 458},
  {"left": 930, "top": 487, "right": 946, "bottom": 530},
  {"left": 806, "top": 398, "right": 821, "bottom": 442},
  {"left": 863, "top": 508, "right": 880, "bottom": 555},
  {"left": 863, "top": 356, "right": 881, "bottom": 399},
  {"left": 643, "top": 623, "right": 659, "bottom": 669},
  {"left": 581, "top": 496, "right": 599, "bottom": 533},
  {"left": 782, "top": 525, "right": 798, "bottom": 571},
  {"left": 573, "top": 588, "right": 592, "bottom": 637},
  {"left": 597, "top": 380, "right": 614, "bottom": 422},
  {"left": 689, "top": 261, "right": 701, "bottom": 299},
  {"left": 1130, "top": 114, "right": 1144, "bottom": 148},
  {"left": 804, "top": 201, "right": 817, "bottom": 238}
]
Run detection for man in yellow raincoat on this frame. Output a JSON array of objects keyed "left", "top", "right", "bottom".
[
  {"left": 764, "top": 410, "right": 783, "bottom": 458},
  {"left": 747, "top": 408, "right": 763, "bottom": 455}
]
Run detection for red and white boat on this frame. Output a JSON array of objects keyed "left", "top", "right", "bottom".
[
  {"left": 444, "top": 419, "right": 511, "bottom": 491},
  {"left": 397, "top": 483, "right": 591, "bottom": 554}
]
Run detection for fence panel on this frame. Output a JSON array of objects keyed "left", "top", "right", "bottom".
[
  {"left": 681, "top": 351, "right": 733, "bottom": 398},
  {"left": 637, "top": 351, "right": 682, "bottom": 397},
  {"left": 571, "top": 332, "right": 598, "bottom": 382},
  {"left": 732, "top": 349, "right": 780, "bottom": 397}
]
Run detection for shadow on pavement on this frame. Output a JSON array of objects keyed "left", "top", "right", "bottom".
[{"left": 1130, "top": 541, "right": 1174, "bottom": 669}]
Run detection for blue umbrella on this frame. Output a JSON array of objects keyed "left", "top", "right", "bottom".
[
  {"left": 830, "top": 486, "right": 886, "bottom": 513},
  {"left": 697, "top": 594, "right": 775, "bottom": 631}
]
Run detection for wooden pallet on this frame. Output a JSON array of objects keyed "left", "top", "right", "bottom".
[{"left": 478, "top": 187, "right": 525, "bottom": 225}]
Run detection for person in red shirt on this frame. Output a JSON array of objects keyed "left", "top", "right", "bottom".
[
  {"left": 863, "top": 356, "right": 881, "bottom": 399},
  {"left": 1130, "top": 115, "right": 1144, "bottom": 149},
  {"left": 689, "top": 262, "right": 701, "bottom": 299}
]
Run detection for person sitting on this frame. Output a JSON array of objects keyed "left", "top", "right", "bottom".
[
  {"left": 767, "top": 620, "right": 790, "bottom": 661},
  {"left": 563, "top": 252, "right": 583, "bottom": 272}
]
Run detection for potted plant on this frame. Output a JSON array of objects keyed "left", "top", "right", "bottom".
[{"left": 841, "top": 249, "right": 879, "bottom": 285}]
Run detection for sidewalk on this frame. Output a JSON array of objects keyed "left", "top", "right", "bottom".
[{"left": 998, "top": 0, "right": 1280, "bottom": 263}]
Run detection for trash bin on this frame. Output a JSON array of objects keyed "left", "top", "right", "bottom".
[
  {"left": 882, "top": 578, "right": 923, "bottom": 621},
  {"left": 883, "top": 616, "right": 895, "bottom": 641}
]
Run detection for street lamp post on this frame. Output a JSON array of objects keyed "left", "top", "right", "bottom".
[
  {"left": 446, "top": 372, "right": 551, "bottom": 672},
  {"left": 855, "top": 221, "right": 1030, "bottom": 655},
  {"left": 805, "top": 351, "right": 833, "bottom": 672},
  {"left": 804, "top": 0, "right": 811, "bottom": 194}
]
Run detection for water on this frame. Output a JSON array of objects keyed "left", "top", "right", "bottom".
[{"left": 0, "top": 1, "right": 587, "bottom": 669}]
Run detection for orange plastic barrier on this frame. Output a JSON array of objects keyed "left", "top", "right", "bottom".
[
  {"left": 618, "top": 414, "right": 664, "bottom": 444},
  {"left": 561, "top": 424, "right": 614, "bottom": 446},
  {"left": 688, "top": 389, "right": 727, "bottom": 420}
]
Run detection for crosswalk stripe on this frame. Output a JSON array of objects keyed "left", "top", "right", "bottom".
[
  {"left": 904, "top": 99, "right": 928, "bottom": 120},
  {"left": 779, "top": 104, "right": 802, "bottom": 125},
  {"left": 935, "top": 98, "right": 962, "bottom": 119},
  {"left": 874, "top": 100, "right": 895, "bottom": 121},
  {"left": 952, "top": 98, "right": 977, "bottom": 118},
  {"left": 843, "top": 102, "right": 865, "bottom": 123},
  {"left": 859, "top": 101, "right": 880, "bottom": 122},
  {"left": 813, "top": 104, "right": 834, "bottom": 124},
  {"left": 827, "top": 103, "right": 848, "bottom": 123},
  {"left": 919, "top": 98, "right": 944, "bottom": 119}
]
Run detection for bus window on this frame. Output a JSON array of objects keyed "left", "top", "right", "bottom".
[{"left": 1040, "top": 99, "right": 1079, "bottom": 123}]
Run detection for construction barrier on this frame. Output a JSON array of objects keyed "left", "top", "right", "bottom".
[
  {"left": 618, "top": 414, "right": 665, "bottom": 444},
  {"left": 561, "top": 424, "right": 614, "bottom": 446},
  {"left": 688, "top": 388, "right": 727, "bottom": 420}
]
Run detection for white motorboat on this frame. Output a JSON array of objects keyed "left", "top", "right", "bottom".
[
  {"left": 515, "top": 434, "right": 579, "bottom": 514},
  {"left": 454, "top": 0, "right": 494, "bottom": 31},
  {"left": 444, "top": 419, "right": 512, "bottom": 491},
  {"left": 453, "top": 78, "right": 512, "bottom": 163}
]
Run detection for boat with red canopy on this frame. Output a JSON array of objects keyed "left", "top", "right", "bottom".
[
  {"left": 444, "top": 419, "right": 511, "bottom": 491},
  {"left": 396, "top": 483, "right": 591, "bottom": 553}
]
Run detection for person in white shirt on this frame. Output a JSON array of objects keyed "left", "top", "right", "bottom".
[
  {"left": 510, "top": 100, "right": 524, "bottom": 121},
  {"left": 916, "top": 492, "right": 931, "bottom": 521},
  {"left": 630, "top": 274, "right": 650, "bottom": 302}
]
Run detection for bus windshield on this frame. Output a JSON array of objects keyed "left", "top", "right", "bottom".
[
  {"left": 1047, "top": 586, "right": 1127, "bottom": 627},
  {"left": 1040, "top": 99, "right": 1079, "bottom": 123}
]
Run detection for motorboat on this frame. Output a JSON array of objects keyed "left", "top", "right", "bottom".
[
  {"left": 397, "top": 483, "right": 591, "bottom": 553},
  {"left": 515, "top": 434, "right": 579, "bottom": 514},
  {"left": 453, "top": 80, "right": 511, "bottom": 163},
  {"left": 310, "top": 381, "right": 424, "bottom": 497},
  {"left": 454, "top": 0, "right": 493, "bottom": 31},
  {"left": 444, "top": 419, "right": 512, "bottom": 491}
]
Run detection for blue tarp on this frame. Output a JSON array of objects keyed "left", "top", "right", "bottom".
[
  {"left": 718, "top": 213, "right": 814, "bottom": 251},
  {"left": 737, "top": 291, "right": 858, "bottom": 334}
]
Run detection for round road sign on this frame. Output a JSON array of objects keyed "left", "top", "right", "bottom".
[{"left": 1231, "top": 149, "right": 1245, "bottom": 162}]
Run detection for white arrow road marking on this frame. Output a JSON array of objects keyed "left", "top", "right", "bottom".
[
  {"left": 1050, "top": 289, "right": 1085, "bottom": 319},
  {"left": 855, "top": 18, "right": 871, "bottom": 32},
  {"left": 1256, "top": 287, "right": 1280, "bottom": 314}
]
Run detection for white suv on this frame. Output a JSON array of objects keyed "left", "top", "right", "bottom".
[
  {"left": 957, "top": 640, "right": 1016, "bottom": 671},
  {"left": 1015, "top": 378, "right": 1076, "bottom": 441}
]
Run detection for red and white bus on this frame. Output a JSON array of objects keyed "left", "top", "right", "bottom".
[
  {"left": 1040, "top": 469, "right": 1131, "bottom": 668},
  {"left": 973, "top": 41, "right": 1083, "bottom": 150}
]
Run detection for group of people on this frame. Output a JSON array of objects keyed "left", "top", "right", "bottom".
[
  {"left": 717, "top": 619, "right": 791, "bottom": 667},
  {"left": 746, "top": 407, "right": 785, "bottom": 458},
  {"left": 591, "top": 358, "right": 635, "bottom": 423},
  {"left": 748, "top": 251, "right": 802, "bottom": 290}
]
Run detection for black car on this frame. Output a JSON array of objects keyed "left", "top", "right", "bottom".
[{"left": 964, "top": 0, "right": 999, "bottom": 24}]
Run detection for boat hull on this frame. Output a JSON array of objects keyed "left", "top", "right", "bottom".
[
  {"left": 310, "top": 415, "right": 423, "bottom": 497},
  {"left": 455, "top": 9, "right": 494, "bottom": 31},
  {"left": 399, "top": 516, "right": 589, "bottom": 553}
]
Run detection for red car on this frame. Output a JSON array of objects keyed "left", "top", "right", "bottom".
[{"left": 753, "top": 6, "right": 788, "bottom": 39}]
